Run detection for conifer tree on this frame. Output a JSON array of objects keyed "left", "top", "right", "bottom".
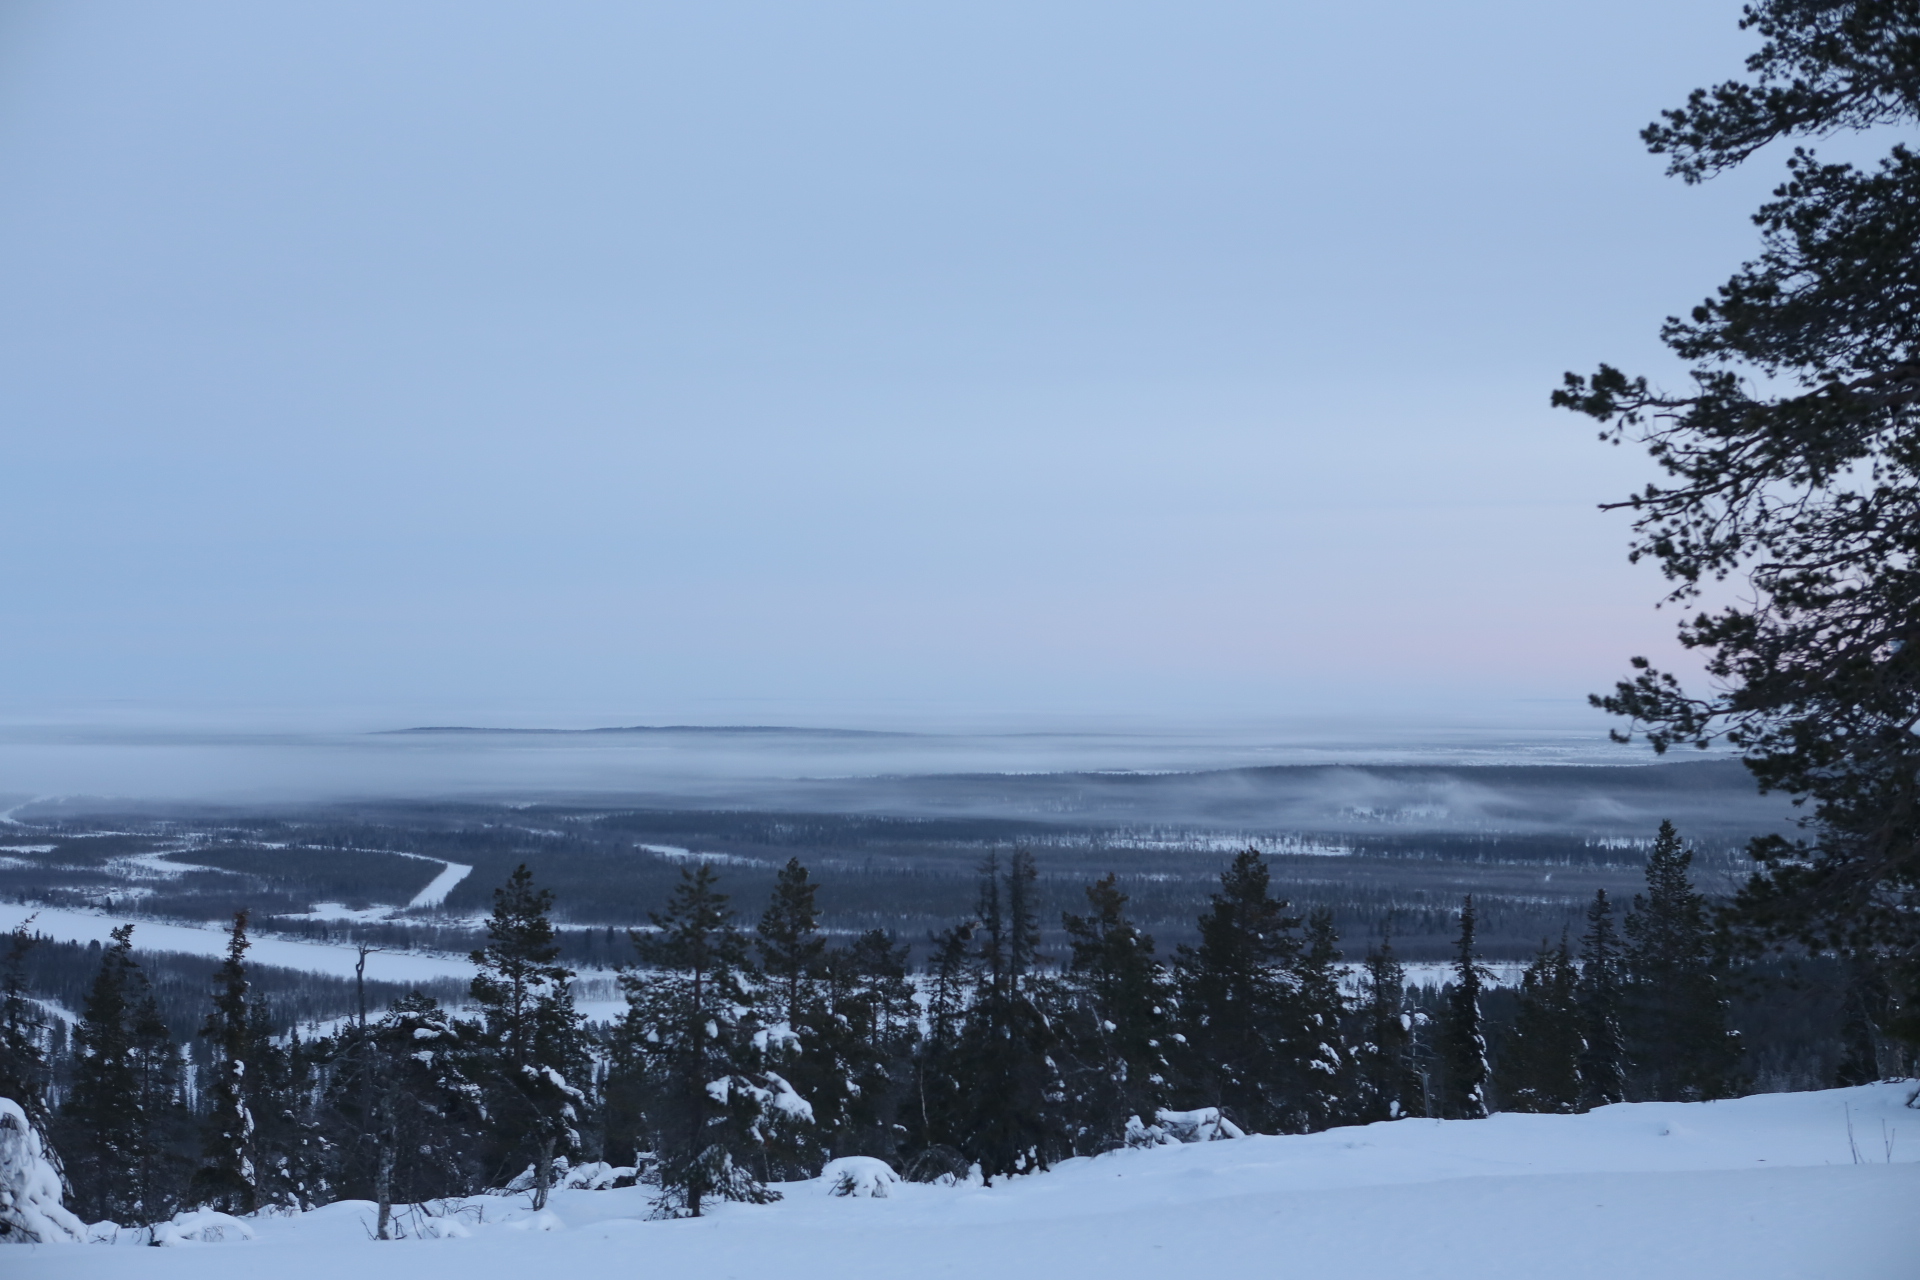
[
  {"left": 1058, "top": 874, "right": 1171, "bottom": 1152},
  {"left": 60, "top": 925, "right": 148, "bottom": 1223},
  {"left": 1289, "top": 907, "right": 1351, "bottom": 1132},
  {"left": 1351, "top": 927, "right": 1422, "bottom": 1122},
  {"left": 757, "top": 858, "right": 825, "bottom": 1028},
  {"left": 1174, "top": 848, "right": 1303, "bottom": 1133},
  {"left": 1623, "top": 822, "right": 1742, "bottom": 1101},
  {"left": 324, "top": 993, "right": 484, "bottom": 1237},
  {"left": 126, "top": 990, "right": 191, "bottom": 1224},
  {"left": 469, "top": 864, "right": 588, "bottom": 1209},
  {"left": 1499, "top": 933, "right": 1583, "bottom": 1114},
  {"left": 1577, "top": 889, "right": 1627, "bottom": 1108},
  {"left": 795, "top": 929, "right": 917, "bottom": 1163},
  {"left": 193, "top": 912, "right": 258, "bottom": 1213},
  {"left": 1434, "top": 896, "right": 1492, "bottom": 1120},
  {"left": 903, "top": 921, "right": 975, "bottom": 1163},
  {"left": 952, "top": 851, "right": 1062, "bottom": 1181},
  {"left": 614, "top": 864, "right": 798, "bottom": 1216},
  {"left": 0, "top": 921, "right": 54, "bottom": 1161}
]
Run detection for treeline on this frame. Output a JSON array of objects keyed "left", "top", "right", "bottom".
[{"left": 0, "top": 820, "right": 1903, "bottom": 1232}]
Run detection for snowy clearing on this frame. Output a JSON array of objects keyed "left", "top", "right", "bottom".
[{"left": 11, "top": 1083, "right": 1916, "bottom": 1278}]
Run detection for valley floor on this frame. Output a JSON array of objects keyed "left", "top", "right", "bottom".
[{"left": 13, "top": 1082, "right": 1919, "bottom": 1280}]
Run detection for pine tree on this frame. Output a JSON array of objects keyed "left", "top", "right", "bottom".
[
  {"left": 59, "top": 925, "right": 147, "bottom": 1223},
  {"left": 1173, "top": 848, "right": 1303, "bottom": 1133},
  {"left": 1500, "top": 933, "right": 1583, "bottom": 1114},
  {"left": 757, "top": 858, "right": 825, "bottom": 1028},
  {"left": 469, "top": 864, "right": 588, "bottom": 1209},
  {"left": 1351, "top": 927, "right": 1422, "bottom": 1123},
  {"left": 1576, "top": 889, "right": 1626, "bottom": 1108},
  {"left": 952, "top": 851, "right": 1061, "bottom": 1181},
  {"left": 1058, "top": 874, "right": 1171, "bottom": 1153},
  {"left": 614, "top": 864, "right": 796, "bottom": 1216},
  {"left": 1623, "top": 822, "right": 1742, "bottom": 1101},
  {"left": 1434, "top": 896, "right": 1492, "bottom": 1120}
]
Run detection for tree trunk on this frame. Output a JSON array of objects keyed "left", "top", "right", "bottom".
[
  {"left": 530, "top": 1134, "right": 556, "bottom": 1211},
  {"left": 374, "top": 1135, "right": 396, "bottom": 1240}
]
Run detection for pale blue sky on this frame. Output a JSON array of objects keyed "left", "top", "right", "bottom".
[{"left": 0, "top": 2, "right": 1771, "bottom": 733}]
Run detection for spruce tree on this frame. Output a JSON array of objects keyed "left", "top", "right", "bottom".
[
  {"left": 193, "top": 912, "right": 258, "bottom": 1213},
  {"left": 757, "top": 858, "right": 825, "bottom": 1028},
  {"left": 1499, "top": 933, "right": 1583, "bottom": 1114},
  {"left": 1289, "top": 907, "right": 1351, "bottom": 1132},
  {"left": 903, "top": 921, "right": 975, "bottom": 1165},
  {"left": 1623, "top": 822, "right": 1742, "bottom": 1101},
  {"left": 795, "top": 929, "right": 917, "bottom": 1163},
  {"left": 1434, "top": 896, "right": 1492, "bottom": 1120},
  {"left": 127, "top": 989, "right": 191, "bottom": 1225},
  {"left": 952, "top": 851, "right": 1061, "bottom": 1181},
  {"left": 324, "top": 993, "right": 484, "bottom": 1237},
  {"left": 1577, "top": 889, "right": 1627, "bottom": 1108},
  {"left": 1173, "top": 848, "right": 1303, "bottom": 1133},
  {"left": 0, "top": 921, "right": 54, "bottom": 1162},
  {"left": 615, "top": 864, "right": 796, "bottom": 1216},
  {"left": 1058, "top": 874, "right": 1171, "bottom": 1153},
  {"left": 1351, "top": 927, "right": 1423, "bottom": 1123},
  {"left": 469, "top": 864, "right": 588, "bottom": 1209},
  {"left": 60, "top": 925, "right": 148, "bottom": 1223}
]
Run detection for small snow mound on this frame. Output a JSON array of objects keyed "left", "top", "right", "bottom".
[
  {"left": 1151, "top": 1107, "right": 1247, "bottom": 1144},
  {"left": 151, "top": 1209, "right": 257, "bottom": 1246},
  {"left": 821, "top": 1156, "right": 900, "bottom": 1198},
  {"left": 505, "top": 1210, "right": 565, "bottom": 1232},
  {"left": 561, "top": 1161, "right": 632, "bottom": 1190},
  {"left": 0, "top": 1096, "right": 84, "bottom": 1244}
]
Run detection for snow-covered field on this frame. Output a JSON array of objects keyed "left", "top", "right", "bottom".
[
  {"left": 0, "top": 905, "right": 477, "bottom": 986},
  {"left": 14, "top": 1083, "right": 1917, "bottom": 1278}
]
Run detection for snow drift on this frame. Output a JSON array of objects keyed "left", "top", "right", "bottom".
[{"left": 10, "top": 1084, "right": 1918, "bottom": 1279}]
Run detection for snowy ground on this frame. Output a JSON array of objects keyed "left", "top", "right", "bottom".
[
  {"left": 0, "top": 904, "right": 478, "bottom": 986},
  {"left": 13, "top": 1083, "right": 1918, "bottom": 1278}
]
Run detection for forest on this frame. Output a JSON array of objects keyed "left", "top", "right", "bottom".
[{"left": 0, "top": 820, "right": 1897, "bottom": 1234}]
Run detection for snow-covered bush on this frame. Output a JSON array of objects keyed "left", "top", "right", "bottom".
[
  {"left": 149, "top": 1208, "right": 257, "bottom": 1246},
  {"left": 821, "top": 1156, "right": 899, "bottom": 1198},
  {"left": 0, "top": 1097, "right": 83, "bottom": 1244},
  {"left": 1138, "top": 1107, "right": 1247, "bottom": 1145}
]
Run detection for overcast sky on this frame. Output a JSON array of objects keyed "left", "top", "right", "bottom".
[{"left": 0, "top": 2, "right": 1774, "bottom": 734}]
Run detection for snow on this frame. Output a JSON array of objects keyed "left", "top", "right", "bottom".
[
  {"left": 0, "top": 905, "right": 476, "bottom": 985},
  {"left": 0, "top": 1097, "right": 83, "bottom": 1244},
  {"left": 402, "top": 858, "right": 472, "bottom": 910},
  {"left": 9, "top": 1083, "right": 1914, "bottom": 1275}
]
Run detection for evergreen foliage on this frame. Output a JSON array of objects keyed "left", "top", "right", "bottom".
[
  {"left": 1623, "top": 822, "right": 1743, "bottom": 1100},
  {"left": 1577, "top": 889, "right": 1627, "bottom": 1108},
  {"left": 613, "top": 863, "right": 794, "bottom": 1216},
  {"left": 951, "top": 851, "right": 1063, "bottom": 1181},
  {"left": 1554, "top": 0, "right": 1920, "bottom": 1053},
  {"left": 1351, "top": 928, "right": 1423, "bottom": 1122},
  {"left": 468, "top": 864, "right": 588, "bottom": 1209},
  {"left": 1057, "top": 873, "right": 1172, "bottom": 1152},
  {"left": 1434, "top": 897, "right": 1492, "bottom": 1120},
  {"left": 0, "top": 921, "right": 53, "bottom": 1154},
  {"left": 1499, "top": 934, "right": 1583, "bottom": 1114},
  {"left": 1174, "top": 848, "right": 1305, "bottom": 1134},
  {"left": 191, "top": 912, "right": 258, "bottom": 1214}
]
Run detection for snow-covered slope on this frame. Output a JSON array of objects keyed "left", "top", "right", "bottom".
[{"left": 16, "top": 1084, "right": 1918, "bottom": 1279}]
